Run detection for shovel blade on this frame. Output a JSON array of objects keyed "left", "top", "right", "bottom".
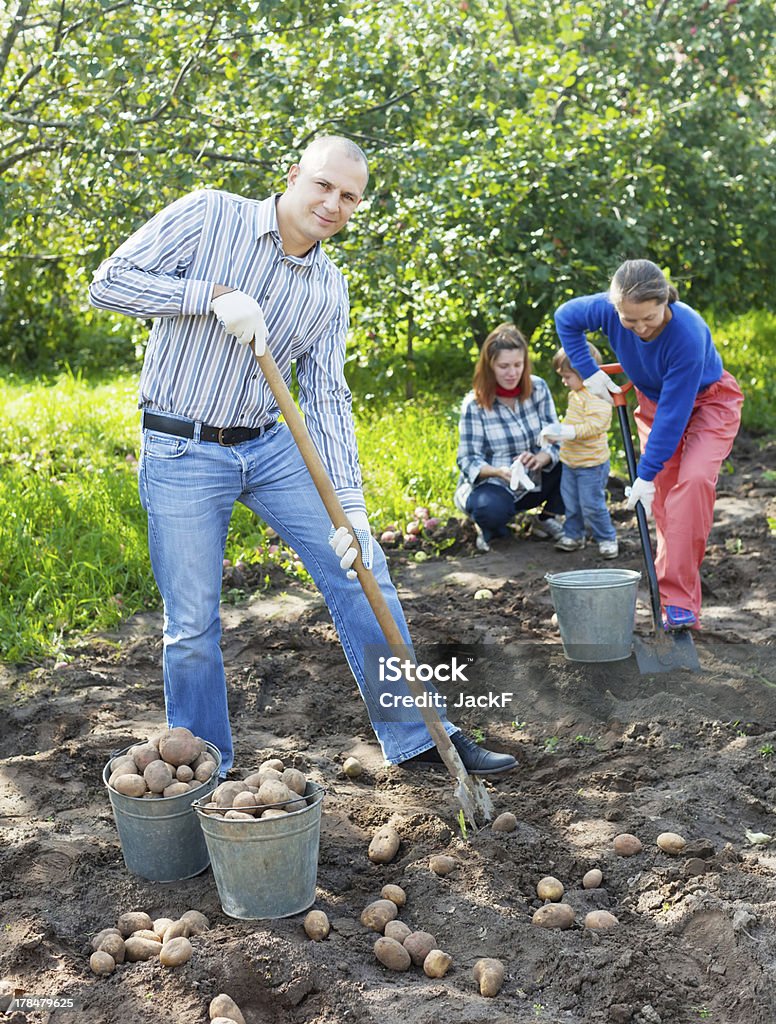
[{"left": 633, "top": 631, "right": 701, "bottom": 674}]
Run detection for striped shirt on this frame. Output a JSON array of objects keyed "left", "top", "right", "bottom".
[
  {"left": 456, "top": 377, "right": 560, "bottom": 494},
  {"left": 558, "top": 387, "right": 612, "bottom": 469},
  {"left": 89, "top": 188, "right": 364, "bottom": 513}
]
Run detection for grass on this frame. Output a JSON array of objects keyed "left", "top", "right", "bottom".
[{"left": 1, "top": 306, "right": 775, "bottom": 663}]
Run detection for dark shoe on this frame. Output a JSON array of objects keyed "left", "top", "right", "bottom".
[{"left": 400, "top": 731, "right": 517, "bottom": 776}]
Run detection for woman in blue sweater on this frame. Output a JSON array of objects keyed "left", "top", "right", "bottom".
[{"left": 554, "top": 259, "right": 743, "bottom": 630}]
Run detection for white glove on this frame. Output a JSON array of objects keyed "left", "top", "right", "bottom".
[
  {"left": 625, "top": 477, "right": 655, "bottom": 518},
  {"left": 583, "top": 369, "right": 621, "bottom": 405},
  {"left": 328, "top": 511, "right": 374, "bottom": 579},
  {"left": 211, "top": 290, "right": 268, "bottom": 354},
  {"left": 539, "top": 423, "right": 576, "bottom": 444},
  {"left": 510, "top": 460, "right": 537, "bottom": 492}
]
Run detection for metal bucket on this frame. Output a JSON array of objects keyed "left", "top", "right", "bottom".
[
  {"left": 545, "top": 568, "right": 642, "bottom": 662},
  {"left": 103, "top": 742, "right": 221, "bottom": 882},
  {"left": 195, "top": 782, "right": 325, "bottom": 920}
]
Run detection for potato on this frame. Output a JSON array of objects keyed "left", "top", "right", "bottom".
[
  {"left": 130, "top": 743, "right": 161, "bottom": 772},
  {"left": 613, "top": 833, "right": 643, "bottom": 857},
  {"left": 656, "top": 831, "right": 686, "bottom": 855},
  {"left": 153, "top": 918, "right": 175, "bottom": 939},
  {"left": 117, "top": 911, "right": 154, "bottom": 937},
  {"left": 281, "top": 767, "right": 307, "bottom": 796},
  {"left": 384, "top": 920, "right": 412, "bottom": 943},
  {"left": 582, "top": 869, "right": 603, "bottom": 889},
  {"left": 360, "top": 899, "right": 398, "bottom": 932},
  {"left": 159, "top": 936, "right": 193, "bottom": 967},
  {"left": 261, "top": 808, "right": 288, "bottom": 819},
  {"left": 256, "top": 779, "right": 296, "bottom": 809},
  {"left": 124, "top": 936, "right": 162, "bottom": 962},
  {"left": 492, "top": 812, "right": 517, "bottom": 833},
  {"left": 89, "top": 950, "right": 115, "bottom": 976},
  {"left": 194, "top": 761, "right": 217, "bottom": 784},
  {"left": 162, "top": 920, "right": 190, "bottom": 943},
  {"left": 303, "top": 910, "right": 330, "bottom": 941},
  {"left": 532, "top": 903, "right": 575, "bottom": 929},
  {"left": 403, "top": 930, "right": 436, "bottom": 966},
  {"left": 180, "top": 909, "right": 210, "bottom": 935},
  {"left": 95, "top": 933, "right": 125, "bottom": 963},
  {"left": 159, "top": 726, "right": 201, "bottom": 767},
  {"left": 211, "top": 1018, "right": 242, "bottom": 1024},
  {"left": 260, "top": 757, "right": 285, "bottom": 774},
  {"left": 342, "top": 756, "right": 362, "bottom": 778},
  {"left": 473, "top": 957, "right": 504, "bottom": 997},
  {"left": 381, "top": 884, "right": 406, "bottom": 907},
  {"left": 429, "top": 854, "right": 456, "bottom": 876},
  {"left": 243, "top": 771, "right": 266, "bottom": 789},
  {"left": 232, "top": 791, "right": 261, "bottom": 813},
  {"left": 584, "top": 910, "right": 619, "bottom": 930},
  {"left": 368, "top": 825, "right": 400, "bottom": 864},
  {"left": 163, "top": 782, "right": 191, "bottom": 798},
  {"left": 209, "top": 994, "right": 246, "bottom": 1024},
  {"left": 225, "top": 810, "right": 255, "bottom": 819},
  {"left": 423, "top": 949, "right": 452, "bottom": 978},
  {"left": 536, "top": 876, "right": 564, "bottom": 902},
  {"left": 213, "top": 781, "right": 249, "bottom": 808},
  {"left": 176, "top": 764, "right": 194, "bottom": 783},
  {"left": 144, "top": 760, "right": 174, "bottom": 794},
  {"left": 112, "top": 774, "right": 147, "bottom": 798},
  {"left": 91, "top": 927, "right": 122, "bottom": 951},
  {"left": 374, "top": 936, "right": 411, "bottom": 972},
  {"left": 110, "top": 755, "right": 138, "bottom": 776},
  {"left": 193, "top": 750, "right": 215, "bottom": 771},
  {"left": 132, "top": 929, "right": 162, "bottom": 944}
]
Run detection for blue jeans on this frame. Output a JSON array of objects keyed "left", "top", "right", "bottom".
[
  {"left": 138, "top": 418, "right": 455, "bottom": 770},
  {"left": 466, "top": 462, "right": 564, "bottom": 542},
  {"left": 559, "top": 461, "right": 616, "bottom": 542}
]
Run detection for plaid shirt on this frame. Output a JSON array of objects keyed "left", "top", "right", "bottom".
[{"left": 456, "top": 377, "right": 560, "bottom": 494}]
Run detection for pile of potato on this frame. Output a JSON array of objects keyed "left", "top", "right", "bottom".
[
  {"left": 89, "top": 909, "right": 209, "bottom": 975},
  {"left": 107, "top": 727, "right": 217, "bottom": 799},
  {"left": 359, "top": 883, "right": 456, "bottom": 981},
  {"left": 198, "top": 758, "right": 310, "bottom": 820},
  {"left": 531, "top": 871, "right": 619, "bottom": 931}
]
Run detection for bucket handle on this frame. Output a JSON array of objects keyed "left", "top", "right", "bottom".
[{"left": 194, "top": 785, "right": 326, "bottom": 817}]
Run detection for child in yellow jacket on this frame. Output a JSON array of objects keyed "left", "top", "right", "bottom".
[{"left": 539, "top": 344, "right": 618, "bottom": 558}]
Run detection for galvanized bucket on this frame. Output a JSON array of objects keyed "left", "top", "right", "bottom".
[
  {"left": 195, "top": 782, "right": 325, "bottom": 920},
  {"left": 102, "top": 742, "right": 221, "bottom": 882},
  {"left": 545, "top": 568, "right": 642, "bottom": 662}
]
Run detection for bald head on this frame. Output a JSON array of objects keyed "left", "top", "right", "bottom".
[{"left": 299, "top": 136, "right": 369, "bottom": 184}]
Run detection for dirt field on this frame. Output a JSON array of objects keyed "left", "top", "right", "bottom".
[{"left": 1, "top": 432, "right": 775, "bottom": 1024}]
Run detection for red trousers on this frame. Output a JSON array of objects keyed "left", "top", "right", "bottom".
[{"left": 634, "top": 371, "right": 743, "bottom": 623}]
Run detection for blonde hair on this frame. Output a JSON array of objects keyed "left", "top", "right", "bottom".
[
  {"left": 609, "top": 259, "right": 679, "bottom": 307},
  {"left": 552, "top": 343, "right": 603, "bottom": 375},
  {"left": 473, "top": 323, "right": 533, "bottom": 410}
]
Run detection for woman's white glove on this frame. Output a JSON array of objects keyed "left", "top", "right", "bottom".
[
  {"left": 510, "top": 460, "right": 537, "bottom": 492},
  {"left": 539, "top": 423, "right": 576, "bottom": 444},
  {"left": 211, "top": 290, "right": 267, "bottom": 353},
  {"left": 625, "top": 477, "right": 655, "bottom": 518},
  {"left": 329, "top": 511, "right": 374, "bottom": 579},
  {"left": 583, "top": 369, "right": 621, "bottom": 405}
]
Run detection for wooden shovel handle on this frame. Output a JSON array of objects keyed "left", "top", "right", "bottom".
[{"left": 251, "top": 343, "right": 459, "bottom": 761}]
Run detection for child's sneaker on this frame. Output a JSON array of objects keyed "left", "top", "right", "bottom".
[
  {"left": 663, "top": 605, "right": 698, "bottom": 630},
  {"left": 555, "top": 534, "right": 584, "bottom": 552},
  {"left": 532, "top": 516, "right": 564, "bottom": 541},
  {"left": 598, "top": 540, "right": 619, "bottom": 559}
]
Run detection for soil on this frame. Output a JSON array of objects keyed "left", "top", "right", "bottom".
[{"left": 1, "top": 432, "right": 775, "bottom": 1024}]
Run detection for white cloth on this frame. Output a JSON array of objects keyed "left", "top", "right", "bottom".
[
  {"left": 625, "top": 477, "right": 655, "bottom": 518},
  {"left": 210, "top": 290, "right": 267, "bottom": 352}
]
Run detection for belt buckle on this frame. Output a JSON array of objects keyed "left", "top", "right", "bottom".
[{"left": 217, "top": 427, "right": 232, "bottom": 447}]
